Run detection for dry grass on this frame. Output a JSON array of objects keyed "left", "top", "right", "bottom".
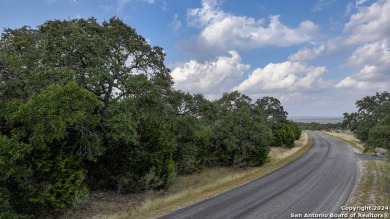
[
  {"left": 269, "top": 133, "right": 308, "bottom": 162},
  {"left": 324, "top": 131, "right": 365, "bottom": 153},
  {"left": 346, "top": 161, "right": 390, "bottom": 215},
  {"left": 113, "top": 132, "right": 312, "bottom": 219}
]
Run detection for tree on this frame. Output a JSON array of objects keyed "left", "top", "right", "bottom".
[
  {"left": 367, "top": 115, "right": 390, "bottom": 150},
  {"left": 0, "top": 26, "right": 43, "bottom": 101},
  {"left": 0, "top": 17, "right": 297, "bottom": 216},
  {"left": 253, "top": 96, "right": 288, "bottom": 126},
  {"left": 217, "top": 91, "right": 252, "bottom": 113},
  {"left": 172, "top": 116, "right": 209, "bottom": 174},
  {"left": 0, "top": 17, "right": 175, "bottom": 216},
  {"left": 272, "top": 122, "right": 295, "bottom": 148},
  {"left": 38, "top": 18, "right": 172, "bottom": 112},
  {"left": 0, "top": 82, "right": 102, "bottom": 216},
  {"left": 209, "top": 92, "right": 272, "bottom": 167},
  {"left": 252, "top": 97, "right": 297, "bottom": 147},
  {"left": 342, "top": 92, "right": 390, "bottom": 142},
  {"left": 342, "top": 112, "right": 357, "bottom": 130},
  {"left": 367, "top": 108, "right": 390, "bottom": 149},
  {"left": 289, "top": 120, "right": 302, "bottom": 140}
]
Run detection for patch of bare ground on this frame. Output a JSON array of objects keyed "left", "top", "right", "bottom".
[{"left": 61, "top": 132, "right": 312, "bottom": 219}]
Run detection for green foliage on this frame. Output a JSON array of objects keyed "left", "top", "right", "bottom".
[
  {"left": 173, "top": 116, "right": 210, "bottom": 174},
  {"left": 343, "top": 92, "right": 390, "bottom": 142},
  {"left": 209, "top": 92, "right": 272, "bottom": 167},
  {"left": 0, "top": 136, "right": 32, "bottom": 218},
  {"left": 367, "top": 115, "right": 390, "bottom": 150},
  {"left": 0, "top": 83, "right": 101, "bottom": 216},
  {"left": 343, "top": 91, "right": 390, "bottom": 150},
  {"left": 0, "top": 188, "right": 19, "bottom": 219},
  {"left": 19, "top": 153, "right": 88, "bottom": 215},
  {"left": 254, "top": 96, "right": 288, "bottom": 126},
  {"left": 88, "top": 113, "right": 176, "bottom": 193},
  {"left": 252, "top": 97, "right": 298, "bottom": 148},
  {"left": 0, "top": 17, "right": 175, "bottom": 216},
  {"left": 134, "top": 115, "right": 176, "bottom": 191},
  {"left": 297, "top": 122, "right": 342, "bottom": 131},
  {"left": 289, "top": 120, "right": 302, "bottom": 140},
  {"left": 0, "top": 17, "right": 297, "bottom": 217},
  {"left": 272, "top": 123, "right": 295, "bottom": 148},
  {"left": 0, "top": 135, "right": 32, "bottom": 180},
  {"left": 11, "top": 82, "right": 103, "bottom": 158}
]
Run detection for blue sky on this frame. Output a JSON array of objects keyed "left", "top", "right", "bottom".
[{"left": 1, "top": 0, "right": 389, "bottom": 116}]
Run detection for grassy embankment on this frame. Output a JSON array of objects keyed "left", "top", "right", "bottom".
[
  {"left": 111, "top": 132, "right": 312, "bottom": 219},
  {"left": 325, "top": 132, "right": 389, "bottom": 216}
]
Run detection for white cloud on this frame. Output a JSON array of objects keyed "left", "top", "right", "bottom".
[
  {"left": 187, "top": 0, "right": 225, "bottom": 27},
  {"left": 344, "top": 0, "right": 390, "bottom": 44},
  {"left": 234, "top": 61, "right": 329, "bottom": 94},
  {"left": 171, "top": 50, "right": 250, "bottom": 96},
  {"left": 335, "top": 76, "right": 372, "bottom": 89},
  {"left": 288, "top": 45, "right": 326, "bottom": 62},
  {"left": 186, "top": 0, "right": 320, "bottom": 50},
  {"left": 356, "top": 0, "right": 370, "bottom": 6},
  {"left": 336, "top": 39, "right": 390, "bottom": 90},
  {"left": 345, "top": 2, "right": 355, "bottom": 16},
  {"left": 169, "top": 14, "right": 183, "bottom": 33},
  {"left": 348, "top": 39, "right": 390, "bottom": 66},
  {"left": 312, "top": 0, "right": 337, "bottom": 12}
]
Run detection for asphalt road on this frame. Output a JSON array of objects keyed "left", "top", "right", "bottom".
[{"left": 160, "top": 132, "right": 359, "bottom": 219}]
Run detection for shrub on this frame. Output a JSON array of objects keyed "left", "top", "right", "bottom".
[{"left": 272, "top": 123, "right": 295, "bottom": 148}]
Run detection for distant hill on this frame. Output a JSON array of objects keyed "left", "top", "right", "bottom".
[{"left": 288, "top": 116, "right": 343, "bottom": 124}]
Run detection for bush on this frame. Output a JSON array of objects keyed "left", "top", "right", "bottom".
[
  {"left": 290, "top": 121, "right": 302, "bottom": 140},
  {"left": 272, "top": 123, "right": 295, "bottom": 148},
  {"left": 367, "top": 115, "right": 390, "bottom": 150},
  {"left": 0, "top": 83, "right": 101, "bottom": 217},
  {"left": 173, "top": 116, "right": 210, "bottom": 175},
  {"left": 210, "top": 108, "right": 272, "bottom": 167},
  {"left": 88, "top": 113, "right": 176, "bottom": 193},
  {"left": 0, "top": 135, "right": 32, "bottom": 219}
]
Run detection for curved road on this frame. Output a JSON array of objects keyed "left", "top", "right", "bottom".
[{"left": 160, "top": 132, "right": 359, "bottom": 219}]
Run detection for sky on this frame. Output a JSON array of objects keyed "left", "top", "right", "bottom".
[{"left": 1, "top": 0, "right": 389, "bottom": 117}]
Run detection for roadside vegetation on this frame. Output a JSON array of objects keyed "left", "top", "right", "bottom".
[
  {"left": 342, "top": 91, "right": 390, "bottom": 153},
  {"left": 297, "top": 122, "right": 342, "bottom": 131},
  {"left": 115, "top": 132, "right": 311, "bottom": 219},
  {"left": 0, "top": 18, "right": 302, "bottom": 218},
  {"left": 333, "top": 92, "right": 389, "bottom": 216}
]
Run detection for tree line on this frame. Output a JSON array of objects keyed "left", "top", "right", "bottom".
[
  {"left": 296, "top": 122, "right": 342, "bottom": 131},
  {"left": 342, "top": 91, "right": 390, "bottom": 152},
  {"left": 0, "top": 18, "right": 301, "bottom": 218}
]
